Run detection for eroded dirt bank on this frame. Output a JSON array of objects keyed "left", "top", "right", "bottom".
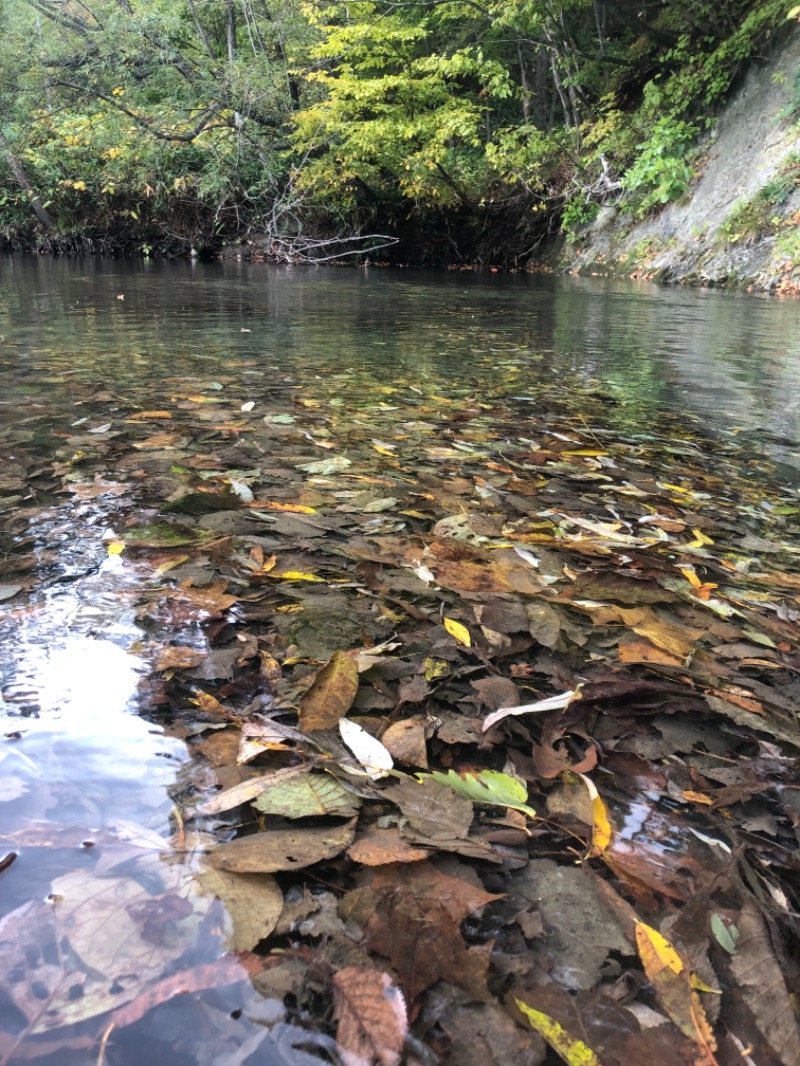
[{"left": 562, "top": 27, "right": 800, "bottom": 295}]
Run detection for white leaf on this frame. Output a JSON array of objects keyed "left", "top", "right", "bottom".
[
  {"left": 513, "top": 545, "right": 540, "bottom": 569},
  {"left": 299, "top": 456, "right": 352, "bottom": 475},
  {"left": 88, "top": 423, "right": 112, "bottom": 434},
  {"left": 482, "top": 688, "right": 581, "bottom": 732},
  {"left": 240, "top": 401, "right": 255, "bottom": 412},
  {"left": 339, "top": 719, "right": 394, "bottom": 780},
  {"left": 411, "top": 565, "right": 436, "bottom": 585},
  {"left": 228, "top": 478, "right": 254, "bottom": 502}
]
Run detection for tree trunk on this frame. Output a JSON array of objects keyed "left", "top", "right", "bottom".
[{"left": 0, "top": 129, "right": 56, "bottom": 231}]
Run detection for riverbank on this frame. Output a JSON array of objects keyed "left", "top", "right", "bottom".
[
  {"left": 561, "top": 25, "right": 800, "bottom": 296},
  {"left": 6, "top": 16, "right": 800, "bottom": 292}
]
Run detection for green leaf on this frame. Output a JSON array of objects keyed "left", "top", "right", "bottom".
[
  {"left": 421, "top": 769, "right": 536, "bottom": 817},
  {"left": 252, "top": 772, "right": 361, "bottom": 818},
  {"left": 710, "top": 913, "right": 739, "bottom": 954}
]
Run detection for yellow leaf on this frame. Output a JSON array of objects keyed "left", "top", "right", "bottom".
[
  {"left": 443, "top": 617, "right": 471, "bottom": 647},
  {"left": 192, "top": 692, "right": 229, "bottom": 717},
  {"left": 636, "top": 921, "right": 684, "bottom": 976},
  {"left": 154, "top": 554, "right": 190, "bottom": 575},
  {"left": 106, "top": 540, "right": 125, "bottom": 556},
  {"left": 679, "top": 567, "right": 703, "bottom": 589},
  {"left": 578, "top": 773, "right": 612, "bottom": 856},
  {"left": 246, "top": 500, "right": 317, "bottom": 514},
  {"left": 372, "top": 443, "right": 397, "bottom": 457},
  {"left": 424, "top": 657, "right": 450, "bottom": 681},
  {"left": 686, "top": 528, "right": 714, "bottom": 548},
  {"left": 515, "top": 1000, "right": 603, "bottom": 1066},
  {"left": 270, "top": 571, "right": 325, "bottom": 583},
  {"left": 635, "top": 922, "right": 718, "bottom": 1059}
]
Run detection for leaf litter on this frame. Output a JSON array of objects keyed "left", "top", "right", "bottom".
[{"left": 1, "top": 359, "right": 800, "bottom": 1065}]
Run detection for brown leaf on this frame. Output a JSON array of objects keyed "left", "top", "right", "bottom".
[
  {"left": 473, "top": 598, "right": 530, "bottom": 633},
  {"left": 349, "top": 861, "right": 502, "bottom": 1002},
  {"left": 110, "top": 956, "right": 250, "bottom": 1030},
  {"left": 381, "top": 719, "right": 429, "bottom": 768},
  {"left": 299, "top": 650, "right": 360, "bottom": 732},
  {"left": 332, "top": 967, "right": 408, "bottom": 1066},
  {"left": 618, "top": 640, "right": 684, "bottom": 667},
  {"left": 196, "top": 866, "right": 283, "bottom": 951},
  {"left": 155, "top": 645, "right": 208, "bottom": 671},
  {"left": 469, "top": 676, "right": 521, "bottom": 710},
  {"left": 390, "top": 775, "right": 474, "bottom": 840},
  {"left": 729, "top": 902, "right": 800, "bottom": 1066},
  {"left": 527, "top": 602, "right": 562, "bottom": 648},
  {"left": 194, "top": 729, "right": 241, "bottom": 768},
  {"left": 209, "top": 819, "right": 357, "bottom": 873},
  {"left": 347, "top": 826, "right": 430, "bottom": 866},
  {"left": 397, "top": 674, "right": 431, "bottom": 704}
]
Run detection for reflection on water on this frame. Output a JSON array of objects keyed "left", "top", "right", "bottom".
[{"left": 2, "top": 255, "right": 800, "bottom": 1060}]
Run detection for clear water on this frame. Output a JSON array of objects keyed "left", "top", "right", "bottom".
[{"left": 2, "top": 255, "right": 800, "bottom": 1063}]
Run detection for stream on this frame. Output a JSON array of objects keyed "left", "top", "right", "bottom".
[{"left": 2, "top": 256, "right": 800, "bottom": 1065}]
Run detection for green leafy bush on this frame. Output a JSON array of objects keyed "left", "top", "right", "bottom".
[{"left": 621, "top": 118, "right": 698, "bottom": 218}]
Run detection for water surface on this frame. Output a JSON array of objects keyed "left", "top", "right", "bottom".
[{"left": 2, "top": 256, "right": 800, "bottom": 1062}]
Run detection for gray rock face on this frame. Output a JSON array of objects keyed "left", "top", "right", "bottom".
[{"left": 564, "top": 27, "right": 800, "bottom": 292}]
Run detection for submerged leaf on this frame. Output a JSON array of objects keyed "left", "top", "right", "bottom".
[
  {"left": 299, "top": 651, "right": 360, "bottom": 732},
  {"left": 210, "top": 820, "right": 357, "bottom": 873},
  {"left": 252, "top": 772, "right": 361, "bottom": 818},
  {"left": 443, "top": 617, "right": 472, "bottom": 646},
  {"left": 339, "top": 718, "right": 394, "bottom": 779},
  {"left": 514, "top": 999, "right": 603, "bottom": 1066},
  {"left": 424, "top": 769, "right": 535, "bottom": 817},
  {"left": 299, "top": 456, "right": 352, "bottom": 474}
]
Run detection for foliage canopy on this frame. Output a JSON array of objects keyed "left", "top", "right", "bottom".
[{"left": 0, "top": 0, "right": 794, "bottom": 260}]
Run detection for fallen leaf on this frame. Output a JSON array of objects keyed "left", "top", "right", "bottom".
[
  {"left": 482, "top": 689, "right": 581, "bottom": 732},
  {"left": 381, "top": 719, "right": 429, "bottom": 768},
  {"left": 299, "top": 651, "right": 360, "bottom": 732},
  {"left": 515, "top": 998, "right": 603, "bottom": 1066},
  {"left": 425, "top": 769, "right": 536, "bottom": 817},
  {"left": 347, "top": 826, "right": 430, "bottom": 865},
  {"left": 210, "top": 820, "right": 357, "bottom": 873},
  {"left": 345, "top": 861, "right": 502, "bottom": 1002},
  {"left": 339, "top": 718, "right": 394, "bottom": 779},
  {"left": 635, "top": 921, "right": 717, "bottom": 1062},
  {"left": 195, "top": 866, "right": 283, "bottom": 951},
  {"left": 252, "top": 772, "right": 362, "bottom": 818},
  {"left": 729, "top": 902, "right": 800, "bottom": 1065},
  {"left": 109, "top": 959, "right": 256, "bottom": 1033},
  {"left": 578, "top": 774, "right": 612, "bottom": 857},
  {"left": 333, "top": 967, "right": 407, "bottom": 1066},
  {"left": 0, "top": 863, "right": 211, "bottom": 1033},
  {"left": 444, "top": 617, "right": 472, "bottom": 646}
]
